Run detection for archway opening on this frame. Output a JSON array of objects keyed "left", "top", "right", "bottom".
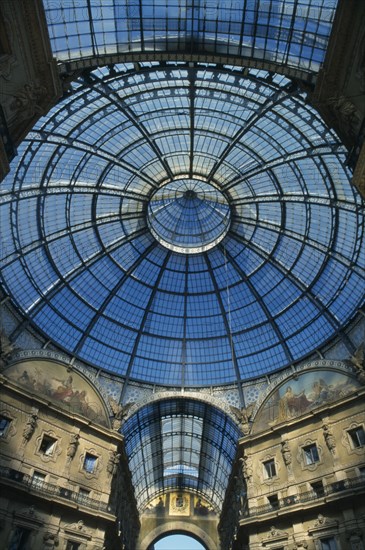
[{"left": 153, "top": 534, "right": 206, "bottom": 549}]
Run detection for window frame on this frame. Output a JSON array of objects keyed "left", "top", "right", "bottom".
[
  {"left": 39, "top": 434, "right": 58, "bottom": 456},
  {"left": 83, "top": 452, "right": 98, "bottom": 473},
  {"left": 8, "top": 526, "right": 32, "bottom": 550},
  {"left": 267, "top": 493, "right": 279, "bottom": 510},
  {"left": 311, "top": 480, "right": 325, "bottom": 497},
  {"left": 263, "top": 458, "right": 277, "bottom": 479},
  {"left": 347, "top": 426, "right": 365, "bottom": 449},
  {"left": 302, "top": 443, "right": 320, "bottom": 465},
  {"left": 319, "top": 536, "right": 337, "bottom": 550},
  {"left": 0, "top": 415, "right": 11, "bottom": 438}
]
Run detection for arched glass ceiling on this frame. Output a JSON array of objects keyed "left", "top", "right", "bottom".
[
  {"left": 147, "top": 179, "right": 231, "bottom": 253},
  {"left": 0, "top": 63, "right": 364, "bottom": 387},
  {"left": 43, "top": 0, "right": 337, "bottom": 75},
  {"left": 122, "top": 399, "right": 241, "bottom": 511}
]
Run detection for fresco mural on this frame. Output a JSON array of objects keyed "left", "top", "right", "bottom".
[
  {"left": 5, "top": 360, "right": 108, "bottom": 426},
  {"left": 253, "top": 369, "right": 360, "bottom": 433}
]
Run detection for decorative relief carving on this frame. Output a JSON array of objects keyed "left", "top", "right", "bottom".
[
  {"left": 348, "top": 343, "right": 365, "bottom": 384},
  {"left": 9, "top": 82, "right": 47, "bottom": 122},
  {"left": 22, "top": 408, "right": 38, "bottom": 444},
  {"left": 107, "top": 450, "right": 121, "bottom": 477},
  {"left": 15, "top": 504, "right": 43, "bottom": 525},
  {"left": 239, "top": 452, "right": 253, "bottom": 484},
  {"left": 66, "top": 433, "right": 80, "bottom": 462},
  {"left": 43, "top": 532, "right": 59, "bottom": 549},
  {"left": 0, "top": 330, "right": 16, "bottom": 367},
  {"left": 109, "top": 399, "right": 134, "bottom": 430},
  {"left": 308, "top": 513, "right": 339, "bottom": 539},
  {"left": 327, "top": 95, "right": 361, "bottom": 138},
  {"left": 169, "top": 492, "right": 190, "bottom": 516},
  {"left": 261, "top": 525, "right": 289, "bottom": 545},
  {"left": 230, "top": 403, "right": 254, "bottom": 435},
  {"left": 323, "top": 423, "right": 336, "bottom": 454},
  {"left": 64, "top": 519, "right": 92, "bottom": 540},
  {"left": 281, "top": 439, "right": 292, "bottom": 467}
]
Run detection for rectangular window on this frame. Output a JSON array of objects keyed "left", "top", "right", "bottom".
[
  {"left": 303, "top": 443, "right": 320, "bottom": 465},
  {"left": 320, "top": 537, "right": 337, "bottom": 550},
  {"left": 0, "top": 416, "right": 11, "bottom": 437},
  {"left": 66, "top": 542, "right": 80, "bottom": 550},
  {"left": 263, "top": 459, "right": 276, "bottom": 478},
  {"left": 9, "top": 527, "right": 32, "bottom": 550},
  {"left": 311, "top": 480, "right": 325, "bottom": 497},
  {"left": 348, "top": 427, "right": 365, "bottom": 448},
  {"left": 83, "top": 453, "right": 97, "bottom": 473},
  {"left": 267, "top": 494, "right": 279, "bottom": 509},
  {"left": 39, "top": 435, "right": 57, "bottom": 456}
]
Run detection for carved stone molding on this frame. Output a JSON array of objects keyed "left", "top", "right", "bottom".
[
  {"left": 64, "top": 520, "right": 92, "bottom": 541},
  {"left": 261, "top": 525, "right": 289, "bottom": 546},
  {"left": 308, "top": 514, "right": 339, "bottom": 537}
]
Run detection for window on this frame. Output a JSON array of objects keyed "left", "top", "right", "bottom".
[
  {"left": 83, "top": 453, "right": 97, "bottom": 473},
  {"left": 263, "top": 459, "right": 276, "bottom": 478},
  {"left": 8, "top": 527, "right": 32, "bottom": 550},
  {"left": 320, "top": 537, "right": 337, "bottom": 550},
  {"left": 39, "top": 435, "right": 57, "bottom": 456},
  {"left": 311, "top": 480, "right": 325, "bottom": 497},
  {"left": 66, "top": 542, "right": 81, "bottom": 550},
  {"left": 267, "top": 494, "right": 279, "bottom": 510},
  {"left": 303, "top": 444, "right": 320, "bottom": 465},
  {"left": 0, "top": 415, "right": 11, "bottom": 437},
  {"left": 348, "top": 427, "right": 365, "bottom": 448}
]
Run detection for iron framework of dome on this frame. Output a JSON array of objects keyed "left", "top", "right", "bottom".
[{"left": 1, "top": 61, "right": 364, "bottom": 387}]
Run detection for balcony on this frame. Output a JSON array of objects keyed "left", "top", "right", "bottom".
[
  {"left": 241, "top": 475, "right": 365, "bottom": 519},
  {"left": 0, "top": 466, "right": 115, "bottom": 515}
]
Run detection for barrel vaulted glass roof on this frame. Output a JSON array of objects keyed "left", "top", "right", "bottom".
[
  {"left": 122, "top": 398, "right": 241, "bottom": 511},
  {"left": 1, "top": 63, "right": 364, "bottom": 387},
  {"left": 43, "top": 0, "right": 338, "bottom": 76}
]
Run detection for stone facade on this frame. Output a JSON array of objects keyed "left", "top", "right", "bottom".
[
  {"left": 221, "top": 368, "right": 365, "bottom": 550},
  {"left": 0, "top": 360, "right": 139, "bottom": 550},
  {"left": 0, "top": 0, "right": 62, "bottom": 180}
]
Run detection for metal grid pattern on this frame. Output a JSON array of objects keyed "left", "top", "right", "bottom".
[
  {"left": 42, "top": 0, "right": 337, "bottom": 74},
  {"left": 147, "top": 179, "right": 231, "bottom": 253},
  {"left": 122, "top": 398, "right": 241, "bottom": 511},
  {"left": 1, "top": 63, "right": 364, "bottom": 386}
]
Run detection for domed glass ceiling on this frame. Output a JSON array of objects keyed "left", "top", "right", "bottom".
[
  {"left": 147, "top": 179, "right": 231, "bottom": 253},
  {"left": 0, "top": 63, "right": 364, "bottom": 387}
]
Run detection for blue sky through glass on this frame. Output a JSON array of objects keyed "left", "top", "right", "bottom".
[
  {"left": 154, "top": 534, "right": 205, "bottom": 550},
  {"left": 1, "top": 63, "right": 364, "bottom": 387},
  {"left": 42, "top": 0, "right": 338, "bottom": 75}
]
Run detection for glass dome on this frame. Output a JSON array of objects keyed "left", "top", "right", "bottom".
[
  {"left": 147, "top": 178, "right": 231, "bottom": 253},
  {"left": 0, "top": 63, "right": 364, "bottom": 387}
]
